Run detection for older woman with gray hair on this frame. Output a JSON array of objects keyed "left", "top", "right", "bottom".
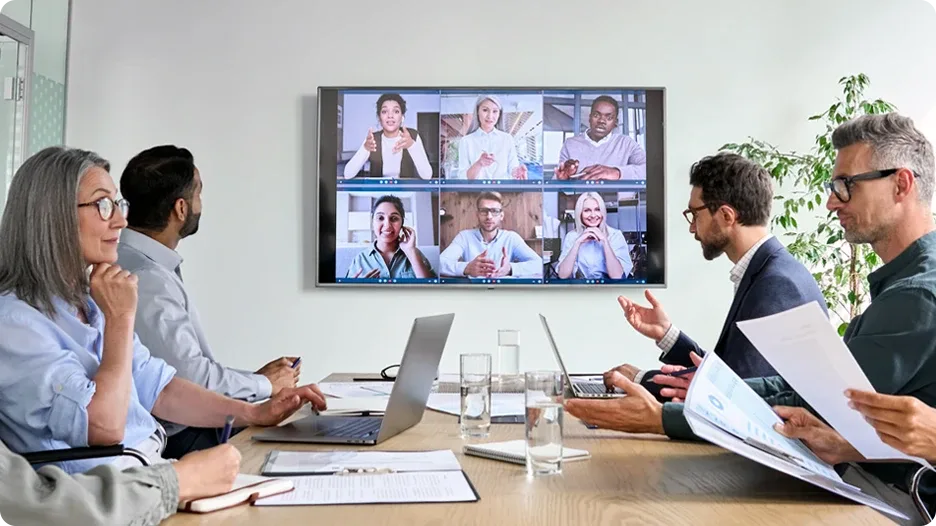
[
  {"left": 455, "top": 94, "right": 528, "bottom": 180},
  {"left": 0, "top": 147, "right": 326, "bottom": 477},
  {"left": 556, "top": 192, "right": 633, "bottom": 280}
]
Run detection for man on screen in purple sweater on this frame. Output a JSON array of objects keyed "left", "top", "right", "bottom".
[{"left": 554, "top": 96, "right": 647, "bottom": 181}]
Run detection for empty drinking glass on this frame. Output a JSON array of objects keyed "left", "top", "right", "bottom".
[
  {"left": 525, "top": 371, "right": 564, "bottom": 476},
  {"left": 460, "top": 353, "right": 492, "bottom": 438}
]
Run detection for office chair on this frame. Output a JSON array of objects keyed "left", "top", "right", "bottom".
[
  {"left": 910, "top": 465, "right": 933, "bottom": 522},
  {"left": 22, "top": 444, "right": 150, "bottom": 467}
]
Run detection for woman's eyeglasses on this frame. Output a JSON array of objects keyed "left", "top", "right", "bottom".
[{"left": 78, "top": 196, "right": 129, "bottom": 221}]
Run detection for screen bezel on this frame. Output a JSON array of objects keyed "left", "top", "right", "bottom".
[{"left": 314, "top": 86, "right": 667, "bottom": 289}]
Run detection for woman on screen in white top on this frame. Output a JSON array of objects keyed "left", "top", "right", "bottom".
[
  {"left": 557, "top": 192, "right": 633, "bottom": 280},
  {"left": 343, "top": 93, "right": 433, "bottom": 180},
  {"left": 455, "top": 95, "right": 528, "bottom": 180}
]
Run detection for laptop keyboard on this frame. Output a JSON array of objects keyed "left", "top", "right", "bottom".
[
  {"left": 312, "top": 417, "right": 382, "bottom": 439},
  {"left": 574, "top": 381, "right": 609, "bottom": 394}
]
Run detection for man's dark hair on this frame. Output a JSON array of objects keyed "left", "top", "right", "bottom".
[
  {"left": 689, "top": 152, "right": 772, "bottom": 226},
  {"left": 120, "top": 145, "right": 197, "bottom": 231},
  {"left": 372, "top": 195, "right": 405, "bottom": 221},
  {"left": 590, "top": 95, "right": 620, "bottom": 115},
  {"left": 376, "top": 93, "right": 407, "bottom": 117}
]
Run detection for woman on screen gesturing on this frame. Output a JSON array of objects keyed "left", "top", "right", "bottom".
[
  {"left": 346, "top": 195, "right": 436, "bottom": 280},
  {"left": 343, "top": 93, "right": 433, "bottom": 180},
  {"left": 557, "top": 192, "right": 633, "bottom": 280}
]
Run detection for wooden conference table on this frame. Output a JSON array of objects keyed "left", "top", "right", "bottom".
[{"left": 163, "top": 374, "right": 893, "bottom": 526}]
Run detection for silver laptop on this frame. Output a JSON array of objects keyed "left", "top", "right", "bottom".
[
  {"left": 252, "top": 313, "right": 454, "bottom": 445},
  {"left": 539, "top": 314, "right": 625, "bottom": 399}
]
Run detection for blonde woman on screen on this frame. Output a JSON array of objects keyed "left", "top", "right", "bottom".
[
  {"left": 455, "top": 95, "right": 528, "bottom": 180},
  {"left": 557, "top": 192, "right": 633, "bottom": 280}
]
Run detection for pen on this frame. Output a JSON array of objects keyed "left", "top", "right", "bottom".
[
  {"left": 291, "top": 357, "right": 301, "bottom": 369},
  {"left": 670, "top": 366, "right": 697, "bottom": 378},
  {"left": 220, "top": 415, "right": 234, "bottom": 444}
]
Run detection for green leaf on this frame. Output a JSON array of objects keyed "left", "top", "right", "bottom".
[{"left": 837, "top": 322, "right": 849, "bottom": 336}]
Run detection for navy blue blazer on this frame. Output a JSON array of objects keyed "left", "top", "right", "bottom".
[{"left": 640, "top": 236, "right": 828, "bottom": 397}]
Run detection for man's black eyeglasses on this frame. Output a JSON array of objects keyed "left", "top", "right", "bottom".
[{"left": 824, "top": 169, "right": 918, "bottom": 203}]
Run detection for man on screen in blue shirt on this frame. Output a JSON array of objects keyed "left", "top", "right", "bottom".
[{"left": 439, "top": 191, "right": 542, "bottom": 279}]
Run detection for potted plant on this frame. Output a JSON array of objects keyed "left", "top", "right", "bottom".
[{"left": 721, "top": 74, "right": 896, "bottom": 334}]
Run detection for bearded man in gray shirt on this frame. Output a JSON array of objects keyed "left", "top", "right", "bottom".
[{"left": 116, "top": 145, "right": 300, "bottom": 458}]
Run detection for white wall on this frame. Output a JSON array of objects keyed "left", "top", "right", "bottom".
[{"left": 66, "top": 0, "right": 936, "bottom": 384}]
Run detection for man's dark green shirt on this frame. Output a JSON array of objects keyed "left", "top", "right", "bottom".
[{"left": 663, "top": 230, "right": 936, "bottom": 497}]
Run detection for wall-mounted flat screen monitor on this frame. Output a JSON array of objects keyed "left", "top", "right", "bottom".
[{"left": 315, "top": 87, "right": 665, "bottom": 288}]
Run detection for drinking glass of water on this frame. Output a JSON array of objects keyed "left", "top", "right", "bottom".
[
  {"left": 524, "top": 371, "right": 564, "bottom": 476},
  {"left": 460, "top": 353, "right": 492, "bottom": 438},
  {"left": 497, "top": 329, "right": 520, "bottom": 377}
]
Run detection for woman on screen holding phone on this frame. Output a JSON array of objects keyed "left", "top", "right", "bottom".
[
  {"left": 346, "top": 195, "right": 436, "bottom": 279},
  {"left": 455, "top": 95, "right": 528, "bottom": 180},
  {"left": 343, "top": 93, "right": 433, "bottom": 180},
  {"left": 557, "top": 192, "right": 633, "bottom": 280}
]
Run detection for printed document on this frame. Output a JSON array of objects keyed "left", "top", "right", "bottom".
[
  {"left": 261, "top": 450, "right": 462, "bottom": 476},
  {"left": 736, "top": 301, "right": 931, "bottom": 466},
  {"left": 426, "top": 393, "right": 525, "bottom": 417},
  {"left": 254, "top": 471, "right": 478, "bottom": 506},
  {"left": 684, "top": 352, "right": 908, "bottom": 520}
]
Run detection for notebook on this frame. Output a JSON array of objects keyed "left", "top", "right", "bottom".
[
  {"left": 178, "top": 474, "right": 295, "bottom": 513},
  {"left": 463, "top": 440, "right": 590, "bottom": 465}
]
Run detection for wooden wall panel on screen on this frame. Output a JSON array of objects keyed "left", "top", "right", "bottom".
[{"left": 440, "top": 191, "right": 543, "bottom": 255}]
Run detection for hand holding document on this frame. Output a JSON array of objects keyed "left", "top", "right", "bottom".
[
  {"left": 735, "top": 301, "right": 932, "bottom": 467},
  {"left": 683, "top": 352, "right": 908, "bottom": 520}
]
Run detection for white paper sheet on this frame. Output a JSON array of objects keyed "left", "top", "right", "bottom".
[
  {"left": 254, "top": 471, "right": 478, "bottom": 506},
  {"left": 436, "top": 373, "right": 460, "bottom": 384},
  {"left": 262, "top": 450, "right": 462, "bottom": 475},
  {"left": 736, "top": 301, "right": 930, "bottom": 466},
  {"left": 320, "top": 397, "right": 388, "bottom": 415},
  {"left": 426, "top": 393, "right": 525, "bottom": 417},
  {"left": 683, "top": 352, "right": 908, "bottom": 520},
  {"left": 319, "top": 382, "right": 394, "bottom": 398}
]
